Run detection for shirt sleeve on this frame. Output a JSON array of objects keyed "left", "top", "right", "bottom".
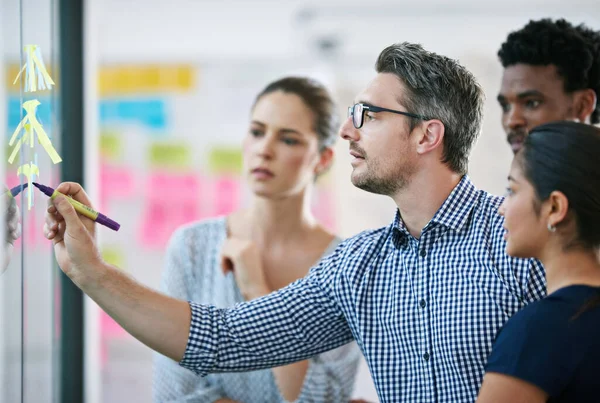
[
  {"left": 484, "top": 303, "right": 577, "bottom": 397},
  {"left": 280, "top": 238, "right": 361, "bottom": 403},
  {"left": 179, "top": 250, "right": 355, "bottom": 376},
  {"left": 153, "top": 227, "right": 225, "bottom": 402},
  {"left": 522, "top": 258, "right": 547, "bottom": 303},
  {"left": 291, "top": 341, "right": 361, "bottom": 403}
]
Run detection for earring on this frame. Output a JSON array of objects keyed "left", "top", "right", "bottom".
[{"left": 547, "top": 223, "right": 556, "bottom": 233}]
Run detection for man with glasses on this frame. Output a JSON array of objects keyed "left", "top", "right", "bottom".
[
  {"left": 497, "top": 18, "right": 599, "bottom": 154},
  {"left": 43, "top": 42, "right": 545, "bottom": 402}
]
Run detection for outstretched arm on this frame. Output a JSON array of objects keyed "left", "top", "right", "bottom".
[
  {"left": 45, "top": 182, "right": 354, "bottom": 375},
  {"left": 44, "top": 182, "right": 192, "bottom": 361}
]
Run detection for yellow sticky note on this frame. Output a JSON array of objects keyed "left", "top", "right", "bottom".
[
  {"left": 6, "top": 64, "right": 21, "bottom": 93},
  {"left": 207, "top": 146, "right": 243, "bottom": 174},
  {"left": 98, "top": 64, "right": 196, "bottom": 95},
  {"left": 98, "top": 67, "right": 114, "bottom": 95},
  {"left": 175, "top": 66, "right": 194, "bottom": 90},
  {"left": 145, "top": 66, "right": 161, "bottom": 89},
  {"left": 115, "top": 66, "right": 131, "bottom": 93}
]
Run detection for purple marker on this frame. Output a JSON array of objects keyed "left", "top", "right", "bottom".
[
  {"left": 7, "top": 183, "right": 28, "bottom": 197},
  {"left": 32, "top": 182, "right": 120, "bottom": 231}
]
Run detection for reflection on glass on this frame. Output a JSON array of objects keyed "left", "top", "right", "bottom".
[
  {"left": 1, "top": 0, "right": 25, "bottom": 399},
  {"left": 2, "top": 0, "right": 61, "bottom": 402},
  {"left": 2, "top": 187, "right": 23, "bottom": 273}
]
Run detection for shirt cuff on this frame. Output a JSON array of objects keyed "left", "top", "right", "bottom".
[{"left": 179, "top": 301, "right": 220, "bottom": 376}]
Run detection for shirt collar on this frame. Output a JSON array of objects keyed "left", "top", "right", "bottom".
[{"left": 392, "top": 175, "right": 480, "bottom": 238}]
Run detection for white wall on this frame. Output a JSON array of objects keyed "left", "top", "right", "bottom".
[{"left": 93, "top": 0, "right": 599, "bottom": 60}]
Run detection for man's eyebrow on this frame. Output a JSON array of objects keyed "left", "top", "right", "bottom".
[
  {"left": 516, "top": 90, "right": 544, "bottom": 99},
  {"left": 497, "top": 90, "right": 545, "bottom": 103}
]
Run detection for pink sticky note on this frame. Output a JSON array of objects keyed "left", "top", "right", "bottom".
[
  {"left": 12, "top": 209, "right": 44, "bottom": 249},
  {"left": 100, "top": 310, "right": 127, "bottom": 366},
  {"left": 100, "top": 310, "right": 126, "bottom": 338},
  {"left": 100, "top": 163, "right": 135, "bottom": 211},
  {"left": 138, "top": 172, "right": 201, "bottom": 248},
  {"left": 313, "top": 189, "right": 336, "bottom": 232},
  {"left": 147, "top": 172, "right": 199, "bottom": 201},
  {"left": 25, "top": 208, "right": 38, "bottom": 247},
  {"left": 212, "top": 176, "right": 241, "bottom": 216},
  {"left": 5, "top": 174, "right": 21, "bottom": 189}
]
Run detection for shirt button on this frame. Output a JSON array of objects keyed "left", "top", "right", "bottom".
[
  {"left": 423, "top": 352, "right": 430, "bottom": 361},
  {"left": 420, "top": 249, "right": 426, "bottom": 257},
  {"left": 420, "top": 299, "right": 426, "bottom": 308}
]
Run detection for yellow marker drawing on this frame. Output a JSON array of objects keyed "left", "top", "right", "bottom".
[
  {"left": 9, "top": 100, "right": 62, "bottom": 164},
  {"left": 13, "top": 45, "right": 55, "bottom": 92},
  {"left": 17, "top": 162, "right": 40, "bottom": 210}
]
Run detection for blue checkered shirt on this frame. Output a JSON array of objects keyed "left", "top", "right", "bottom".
[{"left": 180, "top": 176, "right": 547, "bottom": 402}]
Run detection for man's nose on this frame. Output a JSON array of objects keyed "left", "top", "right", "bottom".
[
  {"left": 505, "top": 105, "right": 526, "bottom": 131},
  {"left": 339, "top": 117, "right": 359, "bottom": 142}
]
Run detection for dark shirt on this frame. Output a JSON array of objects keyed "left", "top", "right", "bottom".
[{"left": 486, "top": 285, "right": 600, "bottom": 402}]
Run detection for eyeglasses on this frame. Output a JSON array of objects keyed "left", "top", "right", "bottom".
[{"left": 347, "top": 103, "right": 429, "bottom": 129}]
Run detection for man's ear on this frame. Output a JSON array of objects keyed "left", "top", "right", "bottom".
[
  {"left": 416, "top": 120, "right": 445, "bottom": 155},
  {"left": 574, "top": 88, "right": 597, "bottom": 124}
]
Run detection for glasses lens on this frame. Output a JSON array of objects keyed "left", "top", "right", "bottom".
[{"left": 353, "top": 104, "right": 363, "bottom": 128}]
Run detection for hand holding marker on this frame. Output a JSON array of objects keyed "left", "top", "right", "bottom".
[{"left": 33, "top": 182, "right": 120, "bottom": 231}]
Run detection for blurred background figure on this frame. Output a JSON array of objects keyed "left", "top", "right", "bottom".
[{"left": 152, "top": 77, "right": 361, "bottom": 403}]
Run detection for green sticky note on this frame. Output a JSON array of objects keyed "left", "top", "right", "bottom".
[
  {"left": 100, "top": 131, "right": 122, "bottom": 160},
  {"left": 149, "top": 141, "right": 191, "bottom": 169},
  {"left": 208, "top": 146, "right": 242, "bottom": 174},
  {"left": 102, "top": 246, "right": 125, "bottom": 270}
]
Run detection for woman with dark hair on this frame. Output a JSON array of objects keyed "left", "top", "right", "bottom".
[
  {"left": 152, "top": 77, "right": 360, "bottom": 403},
  {"left": 477, "top": 121, "right": 600, "bottom": 402}
]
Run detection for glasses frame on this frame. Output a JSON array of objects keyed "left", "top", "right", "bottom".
[{"left": 348, "top": 103, "right": 429, "bottom": 129}]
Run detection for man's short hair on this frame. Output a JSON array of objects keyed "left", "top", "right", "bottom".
[
  {"left": 498, "top": 19, "right": 600, "bottom": 124},
  {"left": 376, "top": 43, "right": 484, "bottom": 175}
]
